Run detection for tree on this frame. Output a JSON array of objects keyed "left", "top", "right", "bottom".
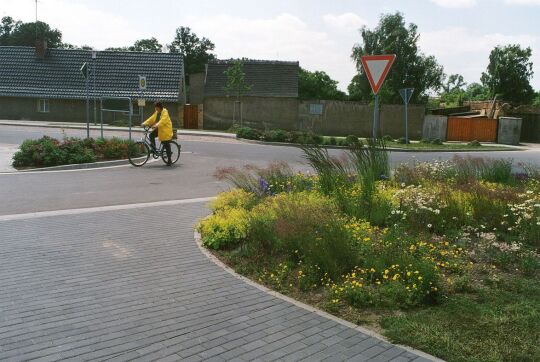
[
  {"left": 105, "top": 38, "right": 162, "bottom": 53},
  {"left": 224, "top": 60, "right": 253, "bottom": 125},
  {"left": 440, "top": 74, "right": 467, "bottom": 106},
  {"left": 0, "top": 16, "right": 20, "bottom": 44},
  {"left": 299, "top": 68, "right": 346, "bottom": 100},
  {"left": 464, "top": 83, "right": 490, "bottom": 102},
  {"left": 533, "top": 91, "right": 540, "bottom": 107},
  {"left": 168, "top": 27, "right": 216, "bottom": 76},
  {"left": 349, "top": 13, "right": 444, "bottom": 104},
  {"left": 481, "top": 44, "right": 535, "bottom": 104},
  {"left": 131, "top": 38, "right": 163, "bottom": 52},
  {"left": 0, "top": 17, "right": 62, "bottom": 47}
]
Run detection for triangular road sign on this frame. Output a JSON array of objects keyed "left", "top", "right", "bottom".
[
  {"left": 360, "top": 55, "right": 396, "bottom": 95},
  {"left": 399, "top": 88, "right": 415, "bottom": 104}
]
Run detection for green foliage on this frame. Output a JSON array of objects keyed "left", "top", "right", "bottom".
[
  {"left": 252, "top": 192, "right": 357, "bottom": 278},
  {"left": 210, "top": 189, "right": 257, "bottom": 212},
  {"left": 131, "top": 38, "right": 162, "bottom": 52},
  {"left": 381, "top": 277, "right": 540, "bottom": 362},
  {"left": 197, "top": 207, "right": 250, "bottom": 250},
  {"left": 383, "top": 135, "right": 394, "bottom": 142},
  {"left": 299, "top": 68, "right": 347, "bottom": 100},
  {"left": 262, "top": 130, "right": 288, "bottom": 143},
  {"left": 464, "top": 82, "right": 491, "bottom": 101},
  {"left": 467, "top": 140, "right": 481, "bottom": 147},
  {"left": 168, "top": 26, "right": 216, "bottom": 76},
  {"left": 235, "top": 127, "right": 261, "bottom": 140},
  {"left": 224, "top": 59, "right": 253, "bottom": 99},
  {"left": 0, "top": 16, "right": 62, "bottom": 47},
  {"left": 345, "top": 135, "right": 360, "bottom": 146},
  {"left": 326, "top": 137, "right": 338, "bottom": 146},
  {"left": 12, "top": 136, "right": 135, "bottom": 168},
  {"left": 534, "top": 91, "right": 540, "bottom": 106},
  {"left": 481, "top": 44, "right": 535, "bottom": 104},
  {"left": 439, "top": 74, "right": 467, "bottom": 106},
  {"left": 349, "top": 13, "right": 444, "bottom": 104}
]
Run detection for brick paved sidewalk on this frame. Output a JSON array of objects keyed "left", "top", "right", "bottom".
[{"left": 0, "top": 202, "right": 438, "bottom": 361}]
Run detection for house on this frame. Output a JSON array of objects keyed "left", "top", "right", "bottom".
[
  {"left": 186, "top": 59, "right": 299, "bottom": 130},
  {"left": 0, "top": 44, "right": 185, "bottom": 125}
]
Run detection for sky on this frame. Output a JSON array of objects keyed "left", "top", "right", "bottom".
[{"left": 1, "top": 0, "right": 539, "bottom": 92}]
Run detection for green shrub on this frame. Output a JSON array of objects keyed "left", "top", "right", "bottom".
[
  {"left": 251, "top": 192, "right": 357, "bottom": 278},
  {"left": 420, "top": 138, "right": 431, "bottom": 144},
  {"left": 468, "top": 140, "right": 482, "bottom": 147},
  {"left": 12, "top": 136, "right": 137, "bottom": 168},
  {"left": 236, "top": 127, "right": 261, "bottom": 140},
  {"left": 312, "top": 134, "right": 324, "bottom": 145},
  {"left": 431, "top": 138, "right": 443, "bottom": 145},
  {"left": 197, "top": 208, "right": 251, "bottom": 250},
  {"left": 383, "top": 135, "right": 394, "bottom": 142},
  {"left": 346, "top": 135, "right": 360, "bottom": 146},
  {"left": 210, "top": 189, "right": 258, "bottom": 212},
  {"left": 396, "top": 137, "right": 409, "bottom": 144},
  {"left": 262, "top": 129, "right": 288, "bottom": 143},
  {"left": 328, "top": 137, "right": 337, "bottom": 145}
]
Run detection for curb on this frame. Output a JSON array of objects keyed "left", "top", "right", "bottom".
[
  {"left": 193, "top": 231, "right": 443, "bottom": 362},
  {"left": 17, "top": 158, "right": 135, "bottom": 172},
  {"left": 0, "top": 121, "right": 236, "bottom": 139},
  {"left": 238, "top": 138, "right": 525, "bottom": 152}
]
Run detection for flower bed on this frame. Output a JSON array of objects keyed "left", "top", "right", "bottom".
[
  {"left": 198, "top": 145, "right": 540, "bottom": 361},
  {"left": 12, "top": 136, "right": 141, "bottom": 168}
]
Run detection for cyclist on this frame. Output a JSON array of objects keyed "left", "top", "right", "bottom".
[{"left": 141, "top": 102, "right": 173, "bottom": 166}]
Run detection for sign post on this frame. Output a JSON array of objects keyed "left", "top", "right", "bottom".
[
  {"left": 80, "top": 62, "right": 89, "bottom": 139},
  {"left": 360, "top": 55, "right": 396, "bottom": 140},
  {"left": 399, "top": 88, "right": 415, "bottom": 144},
  {"left": 138, "top": 76, "right": 147, "bottom": 135}
]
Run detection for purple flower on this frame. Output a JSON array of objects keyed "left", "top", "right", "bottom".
[{"left": 259, "top": 177, "right": 270, "bottom": 196}]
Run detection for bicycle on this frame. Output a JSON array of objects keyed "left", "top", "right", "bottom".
[{"left": 128, "top": 126, "right": 181, "bottom": 167}]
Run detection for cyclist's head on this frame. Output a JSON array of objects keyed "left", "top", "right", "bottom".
[{"left": 154, "top": 102, "right": 163, "bottom": 112}]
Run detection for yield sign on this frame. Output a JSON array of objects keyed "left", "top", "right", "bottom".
[{"left": 360, "top": 55, "right": 396, "bottom": 94}]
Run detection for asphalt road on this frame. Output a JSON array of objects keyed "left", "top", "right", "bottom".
[{"left": 1, "top": 124, "right": 539, "bottom": 216}]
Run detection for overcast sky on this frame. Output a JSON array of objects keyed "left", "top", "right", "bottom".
[{"left": 1, "top": 0, "right": 539, "bottom": 91}]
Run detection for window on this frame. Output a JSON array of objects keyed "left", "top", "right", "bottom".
[
  {"left": 309, "top": 103, "right": 323, "bottom": 115},
  {"left": 37, "top": 99, "right": 50, "bottom": 113}
]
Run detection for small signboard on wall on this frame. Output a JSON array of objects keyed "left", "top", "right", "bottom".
[{"left": 309, "top": 104, "right": 323, "bottom": 115}]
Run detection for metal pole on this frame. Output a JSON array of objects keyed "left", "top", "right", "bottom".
[
  {"left": 93, "top": 57, "right": 97, "bottom": 126},
  {"left": 373, "top": 94, "right": 379, "bottom": 140},
  {"left": 86, "top": 77, "right": 90, "bottom": 139},
  {"left": 100, "top": 102, "right": 103, "bottom": 139},
  {"left": 129, "top": 110, "right": 132, "bottom": 142},
  {"left": 405, "top": 96, "right": 409, "bottom": 144}
]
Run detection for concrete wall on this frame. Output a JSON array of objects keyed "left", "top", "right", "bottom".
[
  {"left": 188, "top": 73, "right": 205, "bottom": 105},
  {"left": 498, "top": 117, "right": 522, "bottom": 145},
  {"left": 203, "top": 96, "right": 299, "bottom": 130},
  {"left": 0, "top": 97, "right": 181, "bottom": 127},
  {"left": 423, "top": 115, "right": 448, "bottom": 141},
  {"left": 298, "top": 101, "right": 425, "bottom": 138}
]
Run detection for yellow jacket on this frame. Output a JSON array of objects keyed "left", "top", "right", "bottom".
[{"left": 143, "top": 108, "right": 173, "bottom": 141}]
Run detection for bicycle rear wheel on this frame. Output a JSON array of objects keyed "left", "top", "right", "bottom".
[
  {"left": 162, "top": 141, "right": 181, "bottom": 165},
  {"left": 128, "top": 142, "right": 150, "bottom": 167}
]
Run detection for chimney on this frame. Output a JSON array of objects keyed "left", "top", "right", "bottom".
[{"left": 35, "top": 39, "right": 48, "bottom": 59}]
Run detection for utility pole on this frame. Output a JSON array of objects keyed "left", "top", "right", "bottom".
[{"left": 35, "top": 0, "right": 38, "bottom": 39}]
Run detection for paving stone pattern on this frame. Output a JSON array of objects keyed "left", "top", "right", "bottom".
[{"left": 0, "top": 203, "right": 432, "bottom": 361}]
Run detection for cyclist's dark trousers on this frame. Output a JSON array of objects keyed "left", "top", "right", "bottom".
[
  {"left": 163, "top": 141, "right": 172, "bottom": 165},
  {"left": 149, "top": 128, "right": 159, "bottom": 150}
]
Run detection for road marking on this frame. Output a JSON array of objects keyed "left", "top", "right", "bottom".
[{"left": 0, "top": 197, "right": 215, "bottom": 222}]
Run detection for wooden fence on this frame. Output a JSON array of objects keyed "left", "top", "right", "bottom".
[{"left": 447, "top": 117, "right": 498, "bottom": 142}]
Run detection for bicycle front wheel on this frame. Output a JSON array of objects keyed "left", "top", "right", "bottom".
[
  {"left": 128, "top": 141, "right": 150, "bottom": 167},
  {"left": 162, "top": 141, "right": 181, "bottom": 165}
]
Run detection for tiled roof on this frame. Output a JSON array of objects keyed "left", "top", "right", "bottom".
[
  {"left": 204, "top": 59, "right": 299, "bottom": 98},
  {"left": 0, "top": 46, "right": 184, "bottom": 101}
]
